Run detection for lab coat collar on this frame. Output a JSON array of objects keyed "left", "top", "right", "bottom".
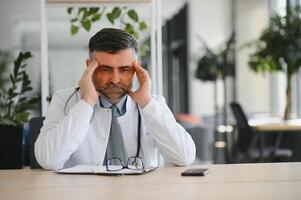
[{"left": 99, "top": 95, "right": 128, "bottom": 116}]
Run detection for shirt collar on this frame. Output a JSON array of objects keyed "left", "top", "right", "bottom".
[{"left": 99, "top": 95, "right": 128, "bottom": 116}]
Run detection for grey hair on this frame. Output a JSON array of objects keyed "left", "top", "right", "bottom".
[{"left": 88, "top": 28, "right": 138, "bottom": 58}]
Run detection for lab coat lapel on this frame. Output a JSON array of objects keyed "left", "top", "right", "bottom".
[{"left": 118, "top": 96, "right": 158, "bottom": 167}]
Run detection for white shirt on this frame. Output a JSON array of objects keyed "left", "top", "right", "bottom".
[{"left": 34, "top": 86, "right": 196, "bottom": 170}]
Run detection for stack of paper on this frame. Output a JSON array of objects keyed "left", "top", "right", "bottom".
[{"left": 56, "top": 165, "right": 157, "bottom": 176}]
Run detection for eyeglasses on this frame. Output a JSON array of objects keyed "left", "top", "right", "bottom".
[{"left": 106, "top": 156, "right": 145, "bottom": 172}]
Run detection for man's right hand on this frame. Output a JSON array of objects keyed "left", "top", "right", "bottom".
[{"left": 78, "top": 58, "right": 99, "bottom": 107}]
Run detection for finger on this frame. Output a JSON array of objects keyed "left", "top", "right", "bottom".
[
  {"left": 137, "top": 60, "right": 142, "bottom": 67},
  {"left": 127, "top": 89, "right": 136, "bottom": 98},
  {"left": 133, "top": 61, "right": 148, "bottom": 82},
  {"left": 132, "top": 60, "right": 138, "bottom": 71},
  {"left": 128, "top": 89, "right": 134, "bottom": 95},
  {"left": 82, "top": 58, "right": 96, "bottom": 76},
  {"left": 86, "top": 58, "right": 99, "bottom": 77},
  {"left": 88, "top": 58, "right": 98, "bottom": 70},
  {"left": 133, "top": 60, "right": 146, "bottom": 73}
]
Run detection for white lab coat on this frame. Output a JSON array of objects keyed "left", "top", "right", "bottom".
[{"left": 35, "top": 87, "right": 196, "bottom": 170}]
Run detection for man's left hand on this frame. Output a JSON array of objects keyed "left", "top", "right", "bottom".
[{"left": 128, "top": 60, "right": 152, "bottom": 108}]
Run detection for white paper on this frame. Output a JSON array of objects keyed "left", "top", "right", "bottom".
[{"left": 56, "top": 165, "right": 156, "bottom": 175}]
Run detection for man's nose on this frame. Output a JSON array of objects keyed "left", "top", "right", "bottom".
[{"left": 110, "top": 70, "right": 120, "bottom": 84}]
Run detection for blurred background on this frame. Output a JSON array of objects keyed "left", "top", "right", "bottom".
[{"left": 1, "top": 0, "right": 301, "bottom": 168}]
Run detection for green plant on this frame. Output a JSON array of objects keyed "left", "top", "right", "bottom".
[
  {"left": 195, "top": 33, "right": 235, "bottom": 81},
  {"left": 0, "top": 52, "right": 40, "bottom": 126},
  {"left": 0, "top": 50, "right": 12, "bottom": 90},
  {"left": 248, "top": 6, "right": 301, "bottom": 120},
  {"left": 67, "top": 6, "right": 147, "bottom": 39},
  {"left": 139, "top": 37, "right": 151, "bottom": 68},
  {"left": 195, "top": 33, "right": 235, "bottom": 125}
]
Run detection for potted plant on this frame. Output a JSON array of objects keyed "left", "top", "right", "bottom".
[
  {"left": 0, "top": 51, "right": 40, "bottom": 169},
  {"left": 195, "top": 33, "right": 235, "bottom": 164},
  {"left": 195, "top": 33, "right": 235, "bottom": 125},
  {"left": 248, "top": 6, "right": 301, "bottom": 120}
]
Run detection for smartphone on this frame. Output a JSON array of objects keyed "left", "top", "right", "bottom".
[{"left": 181, "top": 168, "right": 209, "bottom": 176}]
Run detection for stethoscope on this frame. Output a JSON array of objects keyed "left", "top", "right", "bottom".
[{"left": 63, "top": 86, "right": 142, "bottom": 158}]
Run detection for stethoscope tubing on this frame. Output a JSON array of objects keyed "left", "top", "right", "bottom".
[{"left": 63, "top": 87, "right": 142, "bottom": 157}]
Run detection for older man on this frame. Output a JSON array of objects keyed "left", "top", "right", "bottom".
[{"left": 35, "top": 28, "right": 196, "bottom": 170}]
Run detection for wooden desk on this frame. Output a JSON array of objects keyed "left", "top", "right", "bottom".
[
  {"left": 1, "top": 163, "right": 301, "bottom": 200},
  {"left": 249, "top": 118, "right": 301, "bottom": 132},
  {"left": 248, "top": 119, "right": 301, "bottom": 161},
  {"left": 252, "top": 123, "right": 301, "bottom": 132}
]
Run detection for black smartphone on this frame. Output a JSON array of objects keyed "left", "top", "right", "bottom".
[{"left": 181, "top": 168, "right": 209, "bottom": 176}]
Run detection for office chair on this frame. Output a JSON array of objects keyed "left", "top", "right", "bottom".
[
  {"left": 175, "top": 114, "right": 211, "bottom": 163},
  {"left": 29, "top": 117, "right": 45, "bottom": 169},
  {"left": 230, "top": 102, "right": 292, "bottom": 163}
]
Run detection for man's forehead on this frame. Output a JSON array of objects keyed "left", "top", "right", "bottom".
[
  {"left": 98, "top": 63, "right": 133, "bottom": 68},
  {"left": 92, "top": 49, "right": 136, "bottom": 58},
  {"left": 92, "top": 50, "right": 136, "bottom": 67}
]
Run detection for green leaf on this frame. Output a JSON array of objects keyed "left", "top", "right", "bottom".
[
  {"left": 78, "top": 7, "right": 87, "bottom": 16},
  {"left": 106, "top": 13, "right": 114, "bottom": 24},
  {"left": 71, "top": 25, "right": 79, "bottom": 35},
  {"left": 20, "top": 64, "right": 27, "bottom": 70},
  {"left": 15, "top": 96, "right": 40, "bottom": 113},
  {"left": 132, "top": 31, "right": 139, "bottom": 39},
  {"left": 18, "top": 97, "right": 27, "bottom": 103},
  {"left": 15, "top": 77, "right": 22, "bottom": 82},
  {"left": 0, "top": 118, "right": 15, "bottom": 126},
  {"left": 21, "top": 86, "right": 32, "bottom": 93},
  {"left": 71, "top": 18, "right": 77, "bottom": 23},
  {"left": 8, "top": 92, "right": 18, "bottom": 99},
  {"left": 14, "top": 61, "right": 20, "bottom": 78},
  {"left": 107, "top": 7, "right": 121, "bottom": 24},
  {"left": 10, "top": 74, "right": 15, "bottom": 83},
  {"left": 90, "top": 7, "right": 99, "bottom": 14},
  {"left": 67, "top": 7, "right": 73, "bottom": 15},
  {"left": 23, "top": 51, "right": 32, "bottom": 59},
  {"left": 127, "top": 9, "right": 139, "bottom": 22},
  {"left": 14, "top": 52, "right": 23, "bottom": 70},
  {"left": 139, "top": 21, "right": 147, "bottom": 30},
  {"left": 82, "top": 9, "right": 90, "bottom": 20},
  {"left": 125, "top": 23, "right": 134, "bottom": 33},
  {"left": 81, "top": 20, "right": 91, "bottom": 31},
  {"left": 124, "top": 23, "right": 139, "bottom": 39},
  {"left": 14, "top": 112, "right": 29, "bottom": 125},
  {"left": 112, "top": 7, "right": 121, "bottom": 18},
  {"left": 91, "top": 13, "right": 101, "bottom": 22}
]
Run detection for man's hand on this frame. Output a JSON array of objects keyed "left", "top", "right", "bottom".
[
  {"left": 128, "top": 61, "right": 152, "bottom": 108},
  {"left": 78, "top": 58, "right": 100, "bottom": 107}
]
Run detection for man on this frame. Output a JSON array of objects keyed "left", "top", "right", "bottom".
[{"left": 35, "top": 28, "right": 196, "bottom": 170}]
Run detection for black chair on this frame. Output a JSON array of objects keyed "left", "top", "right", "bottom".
[
  {"left": 230, "top": 102, "right": 292, "bottom": 163},
  {"left": 29, "top": 117, "right": 45, "bottom": 169}
]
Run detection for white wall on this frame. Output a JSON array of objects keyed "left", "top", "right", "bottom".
[
  {"left": 0, "top": 0, "right": 41, "bottom": 97},
  {"left": 187, "top": 0, "right": 270, "bottom": 116},
  {"left": 161, "top": 0, "right": 186, "bottom": 23},
  {"left": 235, "top": 0, "right": 270, "bottom": 114},
  {"left": 188, "top": 0, "right": 233, "bottom": 116},
  {"left": 0, "top": 0, "right": 40, "bottom": 50}
]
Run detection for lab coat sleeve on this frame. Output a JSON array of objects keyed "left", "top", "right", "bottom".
[
  {"left": 140, "top": 95, "right": 196, "bottom": 166},
  {"left": 34, "top": 91, "right": 94, "bottom": 170}
]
